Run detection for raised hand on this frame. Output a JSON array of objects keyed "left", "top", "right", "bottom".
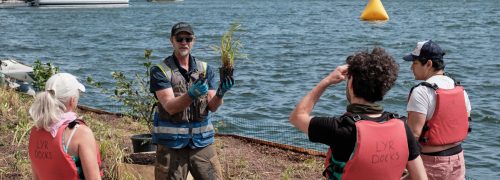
[
  {"left": 216, "top": 76, "right": 234, "bottom": 98},
  {"left": 323, "top": 65, "right": 348, "bottom": 85}
]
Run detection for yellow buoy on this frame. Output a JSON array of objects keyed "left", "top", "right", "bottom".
[{"left": 360, "top": 0, "right": 389, "bottom": 21}]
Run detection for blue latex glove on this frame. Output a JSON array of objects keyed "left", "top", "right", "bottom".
[
  {"left": 188, "top": 81, "right": 208, "bottom": 99},
  {"left": 216, "top": 76, "right": 234, "bottom": 98}
]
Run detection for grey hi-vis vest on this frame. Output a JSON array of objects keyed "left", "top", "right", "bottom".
[{"left": 155, "top": 57, "right": 208, "bottom": 123}]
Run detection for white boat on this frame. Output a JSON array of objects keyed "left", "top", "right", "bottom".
[
  {"left": 34, "top": 0, "right": 128, "bottom": 6},
  {"left": 0, "top": 59, "right": 35, "bottom": 83},
  {"left": 0, "top": 58, "right": 36, "bottom": 96},
  {"left": 149, "top": 0, "right": 183, "bottom": 2}
]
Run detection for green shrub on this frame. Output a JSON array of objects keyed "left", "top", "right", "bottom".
[
  {"left": 32, "top": 60, "right": 59, "bottom": 91},
  {"left": 87, "top": 49, "right": 156, "bottom": 128}
]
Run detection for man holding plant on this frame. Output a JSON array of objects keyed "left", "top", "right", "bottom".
[{"left": 149, "top": 22, "right": 234, "bottom": 180}]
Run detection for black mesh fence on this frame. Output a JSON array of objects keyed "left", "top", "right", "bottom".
[{"left": 211, "top": 114, "right": 328, "bottom": 153}]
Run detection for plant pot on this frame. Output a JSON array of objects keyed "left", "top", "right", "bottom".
[{"left": 130, "top": 134, "right": 156, "bottom": 153}]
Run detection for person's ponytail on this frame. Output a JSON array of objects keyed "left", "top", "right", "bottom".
[{"left": 29, "top": 90, "right": 66, "bottom": 132}]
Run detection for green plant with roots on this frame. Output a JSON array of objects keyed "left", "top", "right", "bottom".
[
  {"left": 32, "top": 60, "right": 59, "bottom": 91},
  {"left": 210, "top": 22, "right": 248, "bottom": 81},
  {"left": 87, "top": 49, "right": 157, "bottom": 128}
]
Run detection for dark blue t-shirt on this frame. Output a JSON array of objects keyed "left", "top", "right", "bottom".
[{"left": 150, "top": 54, "right": 217, "bottom": 94}]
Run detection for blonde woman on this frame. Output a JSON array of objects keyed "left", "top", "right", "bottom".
[{"left": 28, "top": 73, "right": 102, "bottom": 180}]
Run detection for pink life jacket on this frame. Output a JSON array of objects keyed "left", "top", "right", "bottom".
[
  {"left": 410, "top": 82, "right": 469, "bottom": 145},
  {"left": 29, "top": 120, "right": 103, "bottom": 179},
  {"left": 324, "top": 114, "right": 409, "bottom": 180}
]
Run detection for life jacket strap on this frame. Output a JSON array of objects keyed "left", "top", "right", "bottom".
[
  {"left": 418, "top": 82, "right": 439, "bottom": 90},
  {"left": 389, "top": 113, "right": 401, "bottom": 119},
  {"left": 340, "top": 113, "right": 361, "bottom": 125},
  {"left": 468, "top": 117, "right": 472, "bottom": 132},
  {"left": 343, "top": 112, "right": 400, "bottom": 124},
  {"left": 443, "top": 72, "right": 461, "bottom": 86},
  {"left": 419, "top": 123, "right": 430, "bottom": 143},
  {"left": 323, "top": 155, "right": 344, "bottom": 180}
]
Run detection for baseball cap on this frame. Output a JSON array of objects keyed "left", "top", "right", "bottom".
[
  {"left": 171, "top": 22, "right": 194, "bottom": 37},
  {"left": 403, "top": 40, "right": 445, "bottom": 61},
  {"left": 45, "top": 73, "right": 85, "bottom": 97}
]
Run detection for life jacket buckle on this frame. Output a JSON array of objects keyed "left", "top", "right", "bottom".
[
  {"left": 389, "top": 113, "right": 401, "bottom": 119},
  {"left": 351, "top": 114, "right": 361, "bottom": 122},
  {"left": 419, "top": 137, "right": 428, "bottom": 143}
]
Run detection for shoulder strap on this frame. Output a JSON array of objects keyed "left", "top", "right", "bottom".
[
  {"left": 385, "top": 112, "right": 409, "bottom": 123},
  {"left": 64, "top": 124, "right": 80, "bottom": 153},
  {"left": 387, "top": 112, "right": 402, "bottom": 119},
  {"left": 418, "top": 82, "right": 438, "bottom": 90},
  {"left": 164, "top": 57, "right": 179, "bottom": 72},
  {"left": 343, "top": 112, "right": 404, "bottom": 125},
  {"left": 443, "top": 72, "right": 461, "bottom": 86},
  {"left": 340, "top": 112, "right": 361, "bottom": 125},
  {"left": 156, "top": 59, "right": 173, "bottom": 80},
  {"left": 409, "top": 82, "right": 438, "bottom": 98},
  {"left": 468, "top": 117, "right": 472, "bottom": 132},
  {"left": 196, "top": 60, "right": 207, "bottom": 77},
  {"left": 68, "top": 119, "right": 86, "bottom": 128},
  {"left": 419, "top": 123, "right": 430, "bottom": 143}
]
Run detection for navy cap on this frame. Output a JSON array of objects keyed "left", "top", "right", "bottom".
[
  {"left": 171, "top": 22, "right": 194, "bottom": 37},
  {"left": 403, "top": 40, "right": 445, "bottom": 61}
]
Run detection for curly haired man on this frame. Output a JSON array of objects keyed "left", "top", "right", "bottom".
[{"left": 290, "top": 47, "right": 427, "bottom": 180}]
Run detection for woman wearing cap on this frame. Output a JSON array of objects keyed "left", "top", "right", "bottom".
[{"left": 28, "top": 73, "right": 102, "bottom": 180}]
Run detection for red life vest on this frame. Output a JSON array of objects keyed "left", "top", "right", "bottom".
[
  {"left": 412, "top": 82, "right": 469, "bottom": 145},
  {"left": 324, "top": 114, "right": 409, "bottom": 180},
  {"left": 28, "top": 120, "right": 103, "bottom": 179}
]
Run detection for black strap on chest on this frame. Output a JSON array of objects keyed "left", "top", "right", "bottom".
[
  {"left": 409, "top": 82, "right": 439, "bottom": 96},
  {"left": 341, "top": 112, "right": 401, "bottom": 124},
  {"left": 68, "top": 119, "right": 85, "bottom": 129},
  {"left": 409, "top": 73, "right": 462, "bottom": 95}
]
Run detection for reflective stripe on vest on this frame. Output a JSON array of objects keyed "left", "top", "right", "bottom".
[
  {"left": 152, "top": 112, "right": 215, "bottom": 148},
  {"left": 421, "top": 85, "right": 469, "bottom": 145},
  {"left": 156, "top": 59, "right": 207, "bottom": 83},
  {"left": 153, "top": 124, "right": 214, "bottom": 135}
]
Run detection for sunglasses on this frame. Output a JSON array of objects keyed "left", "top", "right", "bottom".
[{"left": 175, "top": 36, "right": 194, "bottom": 43}]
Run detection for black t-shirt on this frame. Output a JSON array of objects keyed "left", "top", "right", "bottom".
[{"left": 308, "top": 112, "right": 420, "bottom": 162}]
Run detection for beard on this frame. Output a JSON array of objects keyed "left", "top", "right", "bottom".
[{"left": 178, "top": 49, "right": 190, "bottom": 57}]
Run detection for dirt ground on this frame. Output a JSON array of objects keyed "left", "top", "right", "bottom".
[
  {"left": 215, "top": 135, "right": 325, "bottom": 179},
  {"left": 126, "top": 135, "right": 325, "bottom": 180},
  {"left": 84, "top": 104, "right": 327, "bottom": 179},
  {"left": 0, "top": 101, "right": 326, "bottom": 179}
]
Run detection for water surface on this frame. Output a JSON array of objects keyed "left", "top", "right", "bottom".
[{"left": 1, "top": 0, "right": 499, "bottom": 178}]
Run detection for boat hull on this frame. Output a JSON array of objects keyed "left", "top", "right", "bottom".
[
  {"left": 0, "top": 59, "right": 35, "bottom": 82},
  {"left": 37, "top": 0, "right": 128, "bottom": 5}
]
